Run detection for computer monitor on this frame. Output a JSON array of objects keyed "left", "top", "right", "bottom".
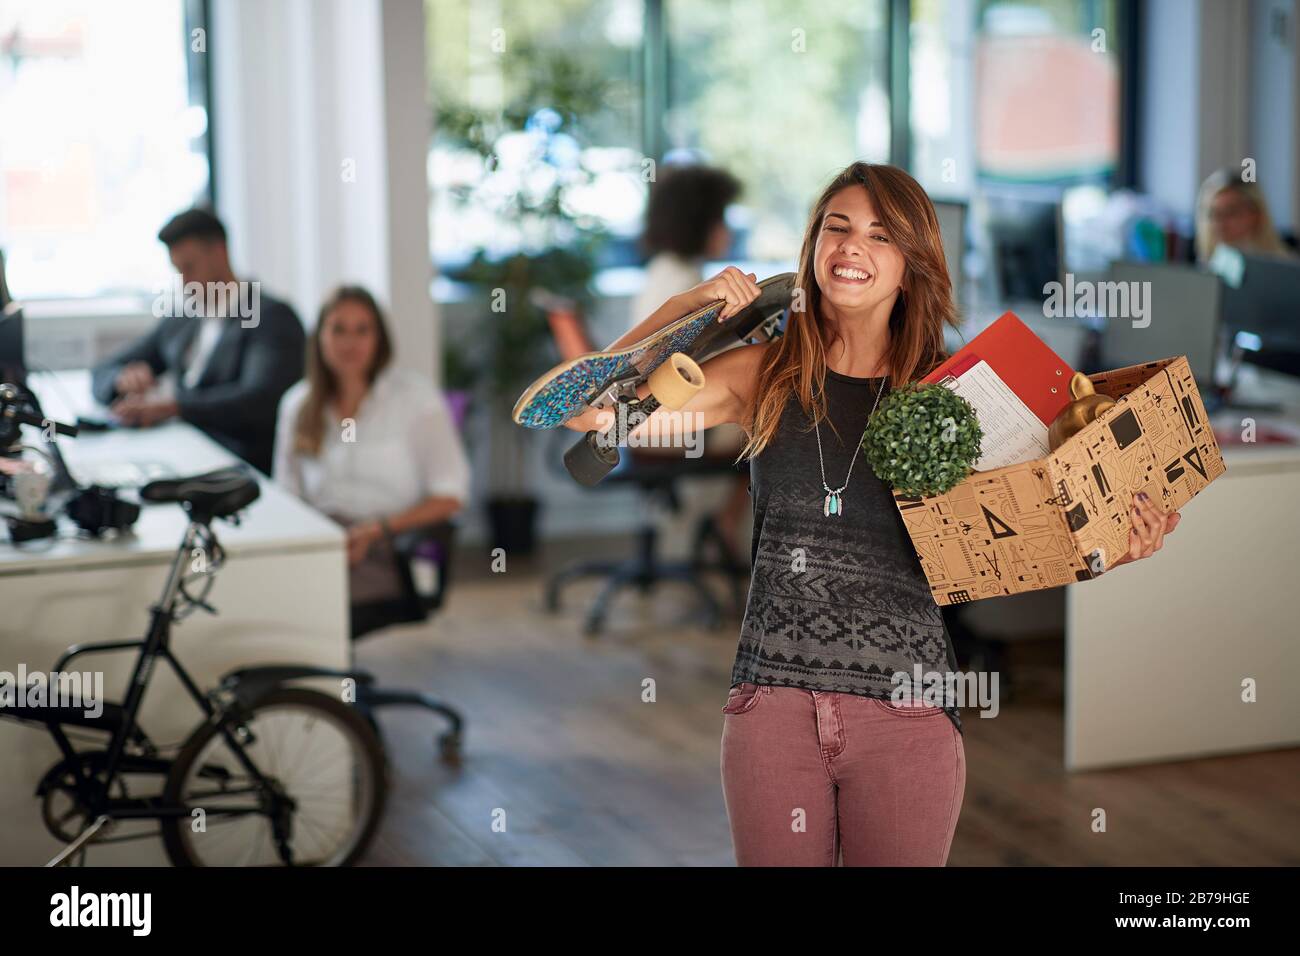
[
  {"left": 0, "top": 246, "right": 11, "bottom": 309},
  {"left": 985, "top": 194, "right": 1061, "bottom": 304},
  {"left": 1220, "top": 254, "right": 1300, "bottom": 378},
  {"left": 1102, "top": 262, "right": 1221, "bottom": 389},
  {"left": 0, "top": 304, "right": 80, "bottom": 492},
  {"left": 932, "top": 200, "right": 967, "bottom": 307},
  {"left": 0, "top": 303, "right": 25, "bottom": 390}
]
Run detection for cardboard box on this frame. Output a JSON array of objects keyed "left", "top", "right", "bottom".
[{"left": 894, "top": 355, "right": 1227, "bottom": 605}]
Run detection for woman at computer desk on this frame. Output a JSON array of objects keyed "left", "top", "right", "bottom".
[
  {"left": 274, "top": 286, "right": 470, "bottom": 613},
  {"left": 1195, "top": 168, "right": 1298, "bottom": 265},
  {"left": 568, "top": 162, "right": 1181, "bottom": 866}
]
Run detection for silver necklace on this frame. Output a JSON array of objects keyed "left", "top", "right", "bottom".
[{"left": 814, "top": 374, "right": 888, "bottom": 517}]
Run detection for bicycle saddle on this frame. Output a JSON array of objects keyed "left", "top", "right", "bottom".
[{"left": 140, "top": 466, "right": 260, "bottom": 519}]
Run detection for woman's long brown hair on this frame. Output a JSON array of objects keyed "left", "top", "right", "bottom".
[
  {"left": 293, "top": 285, "right": 394, "bottom": 457},
  {"left": 738, "top": 162, "right": 961, "bottom": 460}
]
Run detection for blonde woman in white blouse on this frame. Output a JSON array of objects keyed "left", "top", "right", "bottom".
[{"left": 274, "top": 286, "right": 470, "bottom": 605}]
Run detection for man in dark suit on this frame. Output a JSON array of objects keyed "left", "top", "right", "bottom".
[{"left": 91, "top": 209, "right": 305, "bottom": 474}]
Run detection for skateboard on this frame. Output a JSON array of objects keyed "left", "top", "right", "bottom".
[{"left": 512, "top": 272, "right": 796, "bottom": 485}]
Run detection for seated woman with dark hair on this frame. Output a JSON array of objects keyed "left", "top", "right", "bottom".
[
  {"left": 629, "top": 164, "right": 742, "bottom": 324},
  {"left": 628, "top": 164, "right": 751, "bottom": 561},
  {"left": 274, "top": 286, "right": 470, "bottom": 613}
]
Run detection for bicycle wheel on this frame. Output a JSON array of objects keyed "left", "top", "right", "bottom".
[{"left": 160, "top": 687, "right": 387, "bottom": 866}]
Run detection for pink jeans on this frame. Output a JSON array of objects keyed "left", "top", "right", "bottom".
[{"left": 720, "top": 683, "right": 965, "bottom": 866}]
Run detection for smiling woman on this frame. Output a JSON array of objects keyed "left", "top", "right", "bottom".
[
  {"left": 716, "top": 163, "right": 968, "bottom": 867},
  {"left": 555, "top": 164, "right": 967, "bottom": 865},
  {"left": 586, "top": 161, "right": 1177, "bottom": 867},
  {"left": 741, "top": 163, "right": 958, "bottom": 462}
]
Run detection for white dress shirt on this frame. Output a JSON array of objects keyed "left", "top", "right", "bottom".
[
  {"left": 273, "top": 367, "right": 471, "bottom": 523},
  {"left": 182, "top": 315, "right": 226, "bottom": 389},
  {"left": 148, "top": 315, "right": 225, "bottom": 401}
]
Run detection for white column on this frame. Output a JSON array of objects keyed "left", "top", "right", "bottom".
[
  {"left": 379, "top": 0, "right": 437, "bottom": 384},
  {"left": 209, "top": 0, "right": 435, "bottom": 381},
  {"left": 1197, "top": 0, "right": 1252, "bottom": 184},
  {"left": 1139, "top": 0, "right": 1201, "bottom": 216}
]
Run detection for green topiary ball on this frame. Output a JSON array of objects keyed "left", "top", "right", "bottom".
[{"left": 862, "top": 382, "right": 984, "bottom": 496}]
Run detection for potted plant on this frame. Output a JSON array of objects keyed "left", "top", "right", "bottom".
[
  {"left": 861, "top": 383, "right": 984, "bottom": 496},
  {"left": 435, "top": 46, "right": 612, "bottom": 554}
]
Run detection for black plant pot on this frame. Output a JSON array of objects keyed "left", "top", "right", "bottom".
[{"left": 486, "top": 495, "right": 539, "bottom": 555}]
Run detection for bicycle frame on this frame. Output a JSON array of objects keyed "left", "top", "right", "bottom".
[{"left": 4, "top": 517, "right": 281, "bottom": 830}]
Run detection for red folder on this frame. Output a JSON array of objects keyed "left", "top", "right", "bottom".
[{"left": 922, "top": 312, "right": 1077, "bottom": 427}]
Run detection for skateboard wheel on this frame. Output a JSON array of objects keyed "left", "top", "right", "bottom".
[
  {"left": 565, "top": 430, "right": 620, "bottom": 486},
  {"left": 647, "top": 353, "right": 705, "bottom": 410}
]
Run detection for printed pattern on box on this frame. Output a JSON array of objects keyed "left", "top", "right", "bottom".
[
  {"left": 1048, "top": 356, "right": 1227, "bottom": 576},
  {"left": 893, "top": 355, "right": 1227, "bottom": 605},
  {"left": 895, "top": 461, "right": 1086, "bottom": 605}
]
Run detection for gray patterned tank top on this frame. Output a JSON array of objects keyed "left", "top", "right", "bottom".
[{"left": 731, "top": 367, "right": 963, "bottom": 735}]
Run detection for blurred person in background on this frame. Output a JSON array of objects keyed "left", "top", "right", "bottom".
[
  {"left": 629, "top": 164, "right": 741, "bottom": 323},
  {"left": 91, "top": 208, "right": 305, "bottom": 474},
  {"left": 630, "top": 164, "right": 751, "bottom": 562},
  {"left": 274, "top": 286, "right": 469, "bottom": 618},
  {"left": 1195, "top": 169, "right": 1297, "bottom": 265}
]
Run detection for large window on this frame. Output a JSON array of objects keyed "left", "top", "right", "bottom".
[
  {"left": 427, "top": 0, "right": 890, "bottom": 275},
  {"left": 427, "top": 0, "right": 647, "bottom": 272},
  {"left": 910, "top": 0, "right": 1125, "bottom": 198},
  {"left": 426, "top": 0, "right": 1131, "bottom": 286},
  {"left": 0, "top": 0, "right": 211, "bottom": 302},
  {"left": 664, "top": 0, "right": 891, "bottom": 263}
]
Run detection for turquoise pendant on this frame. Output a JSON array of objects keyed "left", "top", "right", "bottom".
[{"left": 823, "top": 492, "right": 843, "bottom": 517}]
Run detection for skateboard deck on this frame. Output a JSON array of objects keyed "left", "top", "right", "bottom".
[{"left": 513, "top": 272, "right": 795, "bottom": 429}]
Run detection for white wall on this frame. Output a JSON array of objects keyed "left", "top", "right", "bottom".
[
  {"left": 1139, "top": 0, "right": 1201, "bottom": 216},
  {"left": 1141, "top": 0, "right": 1298, "bottom": 232},
  {"left": 1197, "top": 0, "right": 1252, "bottom": 186},
  {"left": 1250, "top": 0, "right": 1297, "bottom": 232},
  {"left": 379, "top": 0, "right": 439, "bottom": 385},
  {"left": 210, "top": 0, "right": 435, "bottom": 378}
]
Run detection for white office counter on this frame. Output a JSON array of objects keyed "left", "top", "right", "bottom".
[
  {"left": 1065, "top": 363, "right": 1300, "bottom": 769},
  {"left": 0, "top": 371, "right": 348, "bottom": 865}
]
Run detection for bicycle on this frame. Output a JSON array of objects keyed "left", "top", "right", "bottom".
[{"left": 1, "top": 464, "right": 389, "bottom": 866}]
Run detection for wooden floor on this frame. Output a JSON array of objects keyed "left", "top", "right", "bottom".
[{"left": 356, "top": 536, "right": 1300, "bottom": 867}]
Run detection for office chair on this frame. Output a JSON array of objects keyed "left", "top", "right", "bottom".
[
  {"left": 538, "top": 297, "right": 749, "bottom": 636},
  {"left": 544, "top": 438, "right": 748, "bottom": 635},
  {"left": 346, "top": 390, "right": 470, "bottom": 762},
  {"left": 940, "top": 604, "right": 1016, "bottom": 703}
]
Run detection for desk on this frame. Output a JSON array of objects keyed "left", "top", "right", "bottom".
[
  {"left": 1064, "top": 362, "right": 1300, "bottom": 769},
  {"left": 0, "top": 371, "right": 348, "bottom": 864}
]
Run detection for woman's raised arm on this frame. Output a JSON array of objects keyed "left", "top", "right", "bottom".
[
  {"left": 563, "top": 341, "right": 768, "bottom": 445},
  {"left": 604, "top": 266, "right": 761, "bottom": 353}
]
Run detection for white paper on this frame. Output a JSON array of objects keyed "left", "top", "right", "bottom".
[{"left": 938, "top": 359, "right": 1050, "bottom": 470}]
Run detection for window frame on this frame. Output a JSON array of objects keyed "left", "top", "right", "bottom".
[
  {"left": 426, "top": 0, "right": 1142, "bottom": 296},
  {"left": 184, "top": 0, "right": 216, "bottom": 208},
  {"left": 5, "top": 0, "right": 216, "bottom": 316},
  {"left": 644, "top": 0, "right": 1140, "bottom": 189}
]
